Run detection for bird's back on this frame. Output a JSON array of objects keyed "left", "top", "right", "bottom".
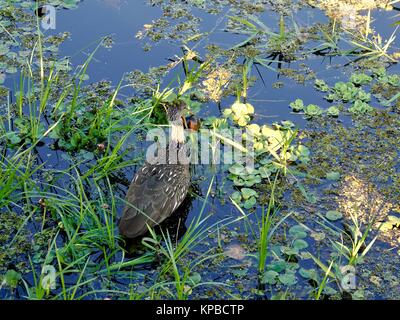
[{"left": 119, "top": 162, "right": 190, "bottom": 238}]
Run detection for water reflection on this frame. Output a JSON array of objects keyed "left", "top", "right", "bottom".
[
  {"left": 311, "top": 0, "right": 396, "bottom": 29},
  {"left": 102, "top": 0, "right": 124, "bottom": 10}
]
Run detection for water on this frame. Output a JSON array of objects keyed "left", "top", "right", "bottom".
[{"left": 1, "top": 0, "right": 400, "bottom": 300}]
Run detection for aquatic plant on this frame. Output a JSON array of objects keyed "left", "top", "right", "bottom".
[
  {"left": 304, "top": 104, "right": 323, "bottom": 119},
  {"left": 289, "top": 99, "right": 304, "bottom": 112},
  {"left": 1, "top": 0, "right": 400, "bottom": 301},
  {"left": 223, "top": 100, "right": 255, "bottom": 127},
  {"left": 348, "top": 100, "right": 374, "bottom": 114},
  {"left": 326, "top": 106, "right": 340, "bottom": 117}
]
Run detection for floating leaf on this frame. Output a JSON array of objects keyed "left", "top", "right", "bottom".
[
  {"left": 299, "top": 268, "right": 319, "bottom": 281},
  {"left": 231, "top": 191, "right": 242, "bottom": 203},
  {"left": 289, "top": 99, "right": 304, "bottom": 112},
  {"left": 326, "top": 171, "right": 341, "bottom": 181},
  {"left": 310, "top": 231, "right": 326, "bottom": 242},
  {"left": 326, "top": 106, "right": 340, "bottom": 117},
  {"left": 349, "top": 100, "right": 374, "bottom": 114},
  {"left": 229, "top": 163, "right": 245, "bottom": 175},
  {"left": 326, "top": 210, "right": 343, "bottom": 221},
  {"left": 289, "top": 225, "right": 308, "bottom": 239},
  {"left": 262, "top": 270, "right": 279, "bottom": 285},
  {"left": 293, "top": 239, "right": 309, "bottom": 251},
  {"left": 4, "top": 270, "right": 21, "bottom": 289},
  {"left": 259, "top": 166, "right": 272, "bottom": 178},
  {"left": 281, "top": 246, "right": 299, "bottom": 256},
  {"left": 278, "top": 273, "right": 297, "bottom": 286},
  {"left": 314, "top": 79, "right": 329, "bottom": 92},
  {"left": 7, "top": 132, "right": 21, "bottom": 145},
  {"left": 304, "top": 104, "right": 323, "bottom": 118},
  {"left": 350, "top": 73, "right": 372, "bottom": 86},
  {"left": 267, "top": 260, "right": 287, "bottom": 273},
  {"left": 188, "top": 272, "right": 202, "bottom": 285},
  {"left": 241, "top": 188, "right": 258, "bottom": 200},
  {"left": 243, "top": 196, "right": 257, "bottom": 209}
]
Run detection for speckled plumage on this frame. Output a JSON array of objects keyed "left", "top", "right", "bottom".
[
  {"left": 118, "top": 101, "right": 190, "bottom": 239},
  {"left": 118, "top": 162, "right": 190, "bottom": 238}
]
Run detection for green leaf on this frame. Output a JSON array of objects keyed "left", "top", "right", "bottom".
[
  {"left": 326, "top": 210, "right": 343, "bottom": 221},
  {"left": 188, "top": 272, "right": 202, "bottom": 285},
  {"left": 314, "top": 79, "right": 329, "bottom": 92},
  {"left": 350, "top": 73, "right": 372, "bottom": 86},
  {"left": 229, "top": 163, "right": 245, "bottom": 175},
  {"left": 241, "top": 188, "right": 258, "bottom": 200},
  {"left": 326, "top": 171, "right": 341, "bottom": 181},
  {"left": 231, "top": 191, "right": 242, "bottom": 203},
  {"left": 259, "top": 166, "right": 272, "bottom": 178},
  {"left": 4, "top": 270, "right": 21, "bottom": 288},
  {"left": 267, "top": 260, "right": 286, "bottom": 273},
  {"left": 293, "top": 239, "right": 309, "bottom": 251},
  {"left": 289, "top": 99, "right": 304, "bottom": 112},
  {"left": 71, "top": 132, "right": 81, "bottom": 148},
  {"left": 349, "top": 100, "right": 374, "bottom": 114},
  {"left": 326, "top": 106, "right": 340, "bottom": 117},
  {"left": 278, "top": 273, "right": 297, "bottom": 286},
  {"left": 304, "top": 104, "right": 323, "bottom": 118},
  {"left": 80, "top": 151, "right": 94, "bottom": 161},
  {"left": 7, "top": 132, "right": 21, "bottom": 145},
  {"left": 262, "top": 270, "right": 279, "bottom": 285},
  {"left": 289, "top": 225, "right": 308, "bottom": 239},
  {"left": 243, "top": 196, "right": 257, "bottom": 209},
  {"left": 281, "top": 246, "right": 299, "bottom": 256},
  {"left": 299, "top": 268, "right": 319, "bottom": 281}
]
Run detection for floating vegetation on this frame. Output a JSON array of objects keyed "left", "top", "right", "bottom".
[{"left": 1, "top": 0, "right": 400, "bottom": 302}]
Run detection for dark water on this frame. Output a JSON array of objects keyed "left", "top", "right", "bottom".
[
  {"left": 2, "top": 0, "right": 400, "bottom": 299},
  {"left": 52, "top": 1, "right": 400, "bottom": 120}
]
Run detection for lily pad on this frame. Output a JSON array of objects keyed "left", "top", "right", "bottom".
[
  {"left": 231, "top": 191, "right": 242, "bottom": 203},
  {"left": 241, "top": 188, "right": 258, "bottom": 200},
  {"left": 293, "top": 239, "right": 309, "bottom": 251},
  {"left": 188, "top": 272, "right": 202, "bottom": 285},
  {"left": 243, "top": 196, "right": 257, "bottom": 209},
  {"left": 289, "top": 225, "right": 308, "bottom": 239},
  {"left": 326, "top": 210, "right": 343, "bottom": 221}
]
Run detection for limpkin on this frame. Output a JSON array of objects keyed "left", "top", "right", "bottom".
[{"left": 118, "top": 100, "right": 191, "bottom": 238}]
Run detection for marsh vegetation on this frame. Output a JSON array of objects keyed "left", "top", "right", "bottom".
[{"left": 1, "top": 0, "right": 400, "bottom": 300}]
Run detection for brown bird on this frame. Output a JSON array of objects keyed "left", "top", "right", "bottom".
[{"left": 118, "top": 100, "right": 190, "bottom": 239}]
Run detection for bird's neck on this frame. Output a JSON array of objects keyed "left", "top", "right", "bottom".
[{"left": 170, "top": 122, "right": 185, "bottom": 145}]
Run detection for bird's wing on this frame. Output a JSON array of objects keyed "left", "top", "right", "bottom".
[{"left": 118, "top": 163, "right": 190, "bottom": 238}]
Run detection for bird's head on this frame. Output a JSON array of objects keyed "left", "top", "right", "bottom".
[{"left": 166, "top": 99, "right": 187, "bottom": 144}]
